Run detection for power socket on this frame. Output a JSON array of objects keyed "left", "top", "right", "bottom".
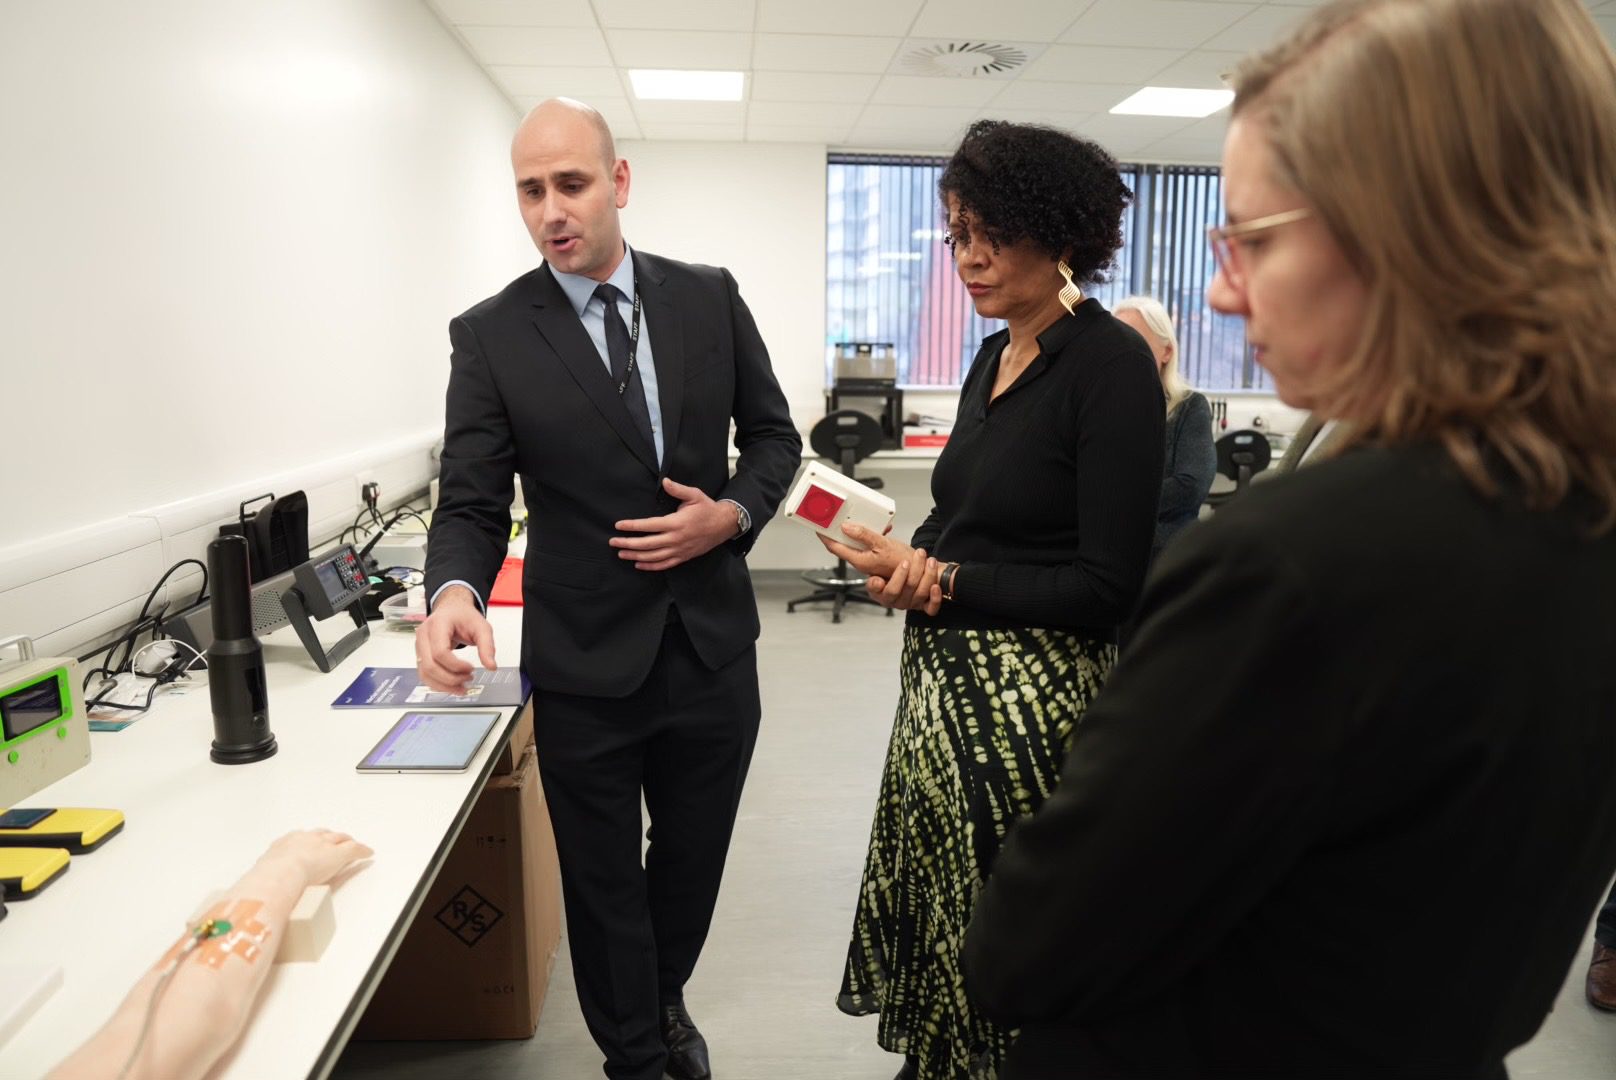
[{"left": 361, "top": 481, "right": 381, "bottom": 512}]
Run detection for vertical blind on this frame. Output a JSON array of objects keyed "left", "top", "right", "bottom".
[{"left": 825, "top": 154, "right": 1268, "bottom": 392}]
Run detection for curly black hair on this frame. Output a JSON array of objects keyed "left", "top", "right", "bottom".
[{"left": 938, "top": 120, "right": 1131, "bottom": 284}]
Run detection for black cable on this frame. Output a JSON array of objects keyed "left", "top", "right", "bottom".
[
  {"left": 76, "top": 558, "right": 207, "bottom": 673},
  {"left": 339, "top": 506, "right": 372, "bottom": 546}
]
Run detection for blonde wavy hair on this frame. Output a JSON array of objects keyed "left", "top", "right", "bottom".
[
  {"left": 1115, "top": 296, "right": 1193, "bottom": 416},
  {"left": 1231, "top": 0, "right": 1616, "bottom": 529}
]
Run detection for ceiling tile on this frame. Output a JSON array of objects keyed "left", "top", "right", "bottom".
[
  {"left": 748, "top": 101, "right": 866, "bottom": 127},
  {"left": 459, "top": 26, "right": 613, "bottom": 66},
  {"left": 429, "top": 0, "right": 597, "bottom": 28},
  {"left": 1020, "top": 44, "right": 1186, "bottom": 83},
  {"left": 1060, "top": 1, "right": 1256, "bottom": 49},
  {"left": 1134, "top": 138, "right": 1224, "bottom": 164},
  {"left": 856, "top": 103, "right": 984, "bottom": 129},
  {"left": 757, "top": 0, "right": 926, "bottom": 36},
  {"left": 988, "top": 79, "right": 1141, "bottom": 113},
  {"left": 750, "top": 71, "right": 881, "bottom": 103},
  {"left": 638, "top": 122, "right": 746, "bottom": 140},
  {"left": 592, "top": 0, "right": 754, "bottom": 31},
  {"left": 513, "top": 94, "right": 643, "bottom": 137},
  {"left": 1068, "top": 112, "right": 1199, "bottom": 148},
  {"left": 1144, "top": 49, "right": 1245, "bottom": 89},
  {"left": 631, "top": 100, "right": 746, "bottom": 124},
  {"left": 871, "top": 75, "right": 1006, "bottom": 107},
  {"left": 839, "top": 126, "right": 961, "bottom": 152},
  {"left": 606, "top": 29, "right": 752, "bottom": 69},
  {"left": 910, "top": 0, "right": 1092, "bottom": 41},
  {"left": 976, "top": 108, "right": 1099, "bottom": 133},
  {"left": 1172, "top": 113, "right": 1229, "bottom": 140},
  {"left": 752, "top": 34, "right": 904, "bottom": 73},
  {"left": 1143, "top": 129, "right": 1227, "bottom": 161},
  {"left": 746, "top": 124, "right": 851, "bottom": 144},
  {"left": 491, "top": 65, "right": 625, "bottom": 98},
  {"left": 1198, "top": 5, "right": 1314, "bottom": 51}
]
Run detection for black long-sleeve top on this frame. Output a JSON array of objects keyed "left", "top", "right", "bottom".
[
  {"left": 961, "top": 441, "right": 1616, "bottom": 1079},
  {"left": 910, "top": 299, "right": 1165, "bottom": 634}
]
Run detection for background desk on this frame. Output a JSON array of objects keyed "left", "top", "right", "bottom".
[{"left": 3, "top": 600, "right": 527, "bottom": 1079}]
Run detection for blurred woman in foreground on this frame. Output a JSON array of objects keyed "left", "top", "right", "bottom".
[{"left": 962, "top": 1, "right": 1616, "bottom": 1077}]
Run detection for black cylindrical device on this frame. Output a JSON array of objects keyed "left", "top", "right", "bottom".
[{"left": 206, "top": 535, "right": 277, "bottom": 764}]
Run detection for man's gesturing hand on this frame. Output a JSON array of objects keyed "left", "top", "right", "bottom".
[
  {"left": 610, "top": 477, "right": 737, "bottom": 572},
  {"left": 415, "top": 585, "right": 497, "bottom": 693}
]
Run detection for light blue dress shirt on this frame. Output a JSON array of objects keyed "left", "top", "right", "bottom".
[{"left": 551, "top": 244, "right": 665, "bottom": 466}]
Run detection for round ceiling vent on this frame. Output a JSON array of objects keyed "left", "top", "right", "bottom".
[{"left": 900, "top": 41, "right": 1029, "bottom": 78}]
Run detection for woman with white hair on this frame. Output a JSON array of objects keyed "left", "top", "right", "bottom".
[{"left": 1115, "top": 296, "right": 1216, "bottom": 561}]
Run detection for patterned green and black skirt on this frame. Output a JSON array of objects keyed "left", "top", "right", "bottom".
[{"left": 838, "top": 625, "right": 1115, "bottom": 1080}]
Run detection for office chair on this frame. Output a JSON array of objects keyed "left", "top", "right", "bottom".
[
  {"left": 787, "top": 410, "right": 895, "bottom": 624},
  {"left": 1206, "top": 429, "right": 1273, "bottom": 508}
]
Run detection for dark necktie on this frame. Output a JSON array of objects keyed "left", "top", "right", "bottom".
[{"left": 594, "top": 283, "right": 655, "bottom": 457}]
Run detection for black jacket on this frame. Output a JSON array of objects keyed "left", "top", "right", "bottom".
[
  {"left": 425, "top": 250, "right": 800, "bottom": 697},
  {"left": 964, "top": 441, "right": 1616, "bottom": 1078}
]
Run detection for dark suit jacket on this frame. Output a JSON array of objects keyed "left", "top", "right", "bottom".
[
  {"left": 964, "top": 441, "right": 1616, "bottom": 1078},
  {"left": 425, "top": 250, "right": 800, "bottom": 697}
]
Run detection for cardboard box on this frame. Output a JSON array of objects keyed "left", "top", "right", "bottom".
[
  {"left": 355, "top": 738, "right": 561, "bottom": 1040},
  {"left": 493, "top": 700, "right": 533, "bottom": 777}
]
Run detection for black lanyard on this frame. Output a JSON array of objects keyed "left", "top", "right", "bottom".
[{"left": 613, "top": 282, "right": 643, "bottom": 397}]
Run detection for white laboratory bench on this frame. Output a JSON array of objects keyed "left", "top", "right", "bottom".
[{"left": 2, "top": 594, "right": 528, "bottom": 1079}]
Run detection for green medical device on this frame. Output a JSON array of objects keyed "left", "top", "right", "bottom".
[{"left": 0, "top": 637, "right": 91, "bottom": 811}]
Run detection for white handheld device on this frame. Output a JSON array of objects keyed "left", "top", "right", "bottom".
[{"left": 781, "top": 460, "right": 896, "bottom": 551}]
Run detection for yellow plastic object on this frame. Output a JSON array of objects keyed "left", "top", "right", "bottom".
[
  {"left": 0, "top": 846, "right": 69, "bottom": 897},
  {"left": 0, "top": 808, "right": 125, "bottom": 854}
]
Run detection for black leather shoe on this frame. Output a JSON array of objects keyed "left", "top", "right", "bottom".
[{"left": 660, "top": 999, "right": 711, "bottom": 1080}]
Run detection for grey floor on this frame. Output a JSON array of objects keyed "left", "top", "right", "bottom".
[{"left": 334, "top": 577, "right": 1616, "bottom": 1080}]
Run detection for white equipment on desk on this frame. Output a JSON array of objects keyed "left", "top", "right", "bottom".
[{"left": 0, "top": 636, "right": 91, "bottom": 809}]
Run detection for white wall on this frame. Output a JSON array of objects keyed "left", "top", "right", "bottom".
[
  {"left": 0, "top": 0, "right": 534, "bottom": 550},
  {"left": 618, "top": 140, "right": 828, "bottom": 432},
  {"left": 0, "top": 0, "right": 539, "bottom": 655}
]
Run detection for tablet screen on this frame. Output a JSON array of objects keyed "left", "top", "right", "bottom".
[{"left": 357, "top": 711, "right": 500, "bottom": 772}]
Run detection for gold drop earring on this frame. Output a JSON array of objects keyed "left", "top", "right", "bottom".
[{"left": 1057, "top": 260, "right": 1083, "bottom": 314}]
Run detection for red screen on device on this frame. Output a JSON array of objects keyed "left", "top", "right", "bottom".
[{"left": 796, "top": 485, "right": 844, "bottom": 528}]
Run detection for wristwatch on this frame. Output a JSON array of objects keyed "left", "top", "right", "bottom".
[{"left": 721, "top": 498, "right": 751, "bottom": 538}]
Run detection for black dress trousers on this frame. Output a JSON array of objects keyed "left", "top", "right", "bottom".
[{"left": 533, "top": 615, "right": 761, "bottom": 1080}]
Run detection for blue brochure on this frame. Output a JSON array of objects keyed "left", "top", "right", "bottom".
[{"left": 332, "top": 666, "right": 529, "bottom": 709}]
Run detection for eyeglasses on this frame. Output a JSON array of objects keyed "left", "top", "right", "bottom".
[{"left": 1207, "top": 208, "right": 1313, "bottom": 286}]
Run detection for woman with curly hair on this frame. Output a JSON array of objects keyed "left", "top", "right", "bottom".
[{"left": 827, "top": 120, "right": 1166, "bottom": 1080}]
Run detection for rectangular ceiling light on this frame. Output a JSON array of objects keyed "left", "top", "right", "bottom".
[
  {"left": 629, "top": 69, "right": 744, "bottom": 101},
  {"left": 1109, "top": 86, "right": 1234, "bottom": 118}
]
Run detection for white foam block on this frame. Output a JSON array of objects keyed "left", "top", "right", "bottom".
[
  {"left": 0, "top": 964, "right": 64, "bottom": 1048},
  {"left": 278, "top": 885, "right": 334, "bottom": 964}
]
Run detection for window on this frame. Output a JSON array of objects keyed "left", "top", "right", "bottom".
[{"left": 825, "top": 154, "right": 1267, "bottom": 392}]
